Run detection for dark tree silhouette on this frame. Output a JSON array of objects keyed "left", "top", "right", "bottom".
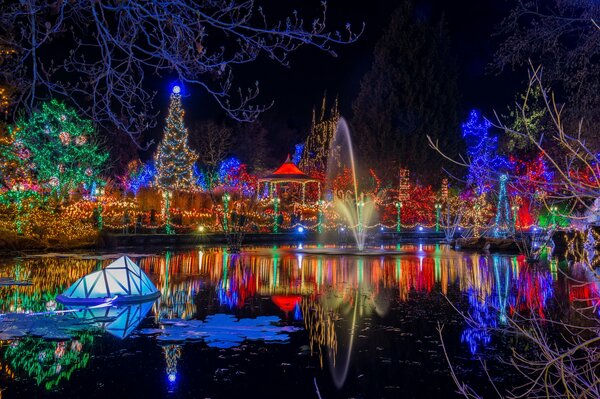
[{"left": 351, "top": 1, "right": 460, "bottom": 184}]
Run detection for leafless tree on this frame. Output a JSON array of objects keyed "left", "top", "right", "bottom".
[
  {"left": 429, "top": 64, "right": 599, "bottom": 249},
  {"left": 496, "top": 66, "right": 599, "bottom": 215},
  {"left": 493, "top": 0, "right": 600, "bottom": 138},
  {"left": 191, "top": 120, "right": 260, "bottom": 252},
  {"left": 441, "top": 195, "right": 465, "bottom": 242},
  {"left": 191, "top": 120, "right": 232, "bottom": 172},
  {"left": 0, "top": 1, "right": 362, "bottom": 147}
]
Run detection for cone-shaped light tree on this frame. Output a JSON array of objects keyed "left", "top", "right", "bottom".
[
  {"left": 155, "top": 86, "right": 198, "bottom": 233},
  {"left": 155, "top": 86, "right": 198, "bottom": 190}
]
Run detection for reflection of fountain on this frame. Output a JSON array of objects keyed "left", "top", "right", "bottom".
[
  {"left": 303, "top": 282, "right": 391, "bottom": 389},
  {"left": 326, "top": 118, "right": 376, "bottom": 251}
]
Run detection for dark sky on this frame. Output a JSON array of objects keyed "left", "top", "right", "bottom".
[{"left": 149, "top": 0, "right": 523, "bottom": 163}]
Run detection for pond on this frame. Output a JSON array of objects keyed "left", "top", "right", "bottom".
[{"left": 0, "top": 243, "right": 594, "bottom": 398}]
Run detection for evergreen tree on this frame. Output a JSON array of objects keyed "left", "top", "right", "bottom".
[
  {"left": 351, "top": 2, "right": 460, "bottom": 183},
  {"left": 155, "top": 86, "right": 198, "bottom": 191}
]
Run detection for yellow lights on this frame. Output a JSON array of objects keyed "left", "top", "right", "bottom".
[
  {"left": 197, "top": 225, "right": 205, "bottom": 233},
  {"left": 0, "top": 86, "right": 10, "bottom": 112},
  {"left": 399, "top": 168, "right": 410, "bottom": 202},
  {"left": 0, "top": 47, "right": 16, "bottom": 56}
]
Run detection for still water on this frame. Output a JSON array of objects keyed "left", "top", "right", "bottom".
[{"left": 0, "top": 243, "right": 594, "bottom": 398}]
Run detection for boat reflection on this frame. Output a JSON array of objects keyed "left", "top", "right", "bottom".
[{"left": 65, "top": 300, "right": 157, "bottom": 339}]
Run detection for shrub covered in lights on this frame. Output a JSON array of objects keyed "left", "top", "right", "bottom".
[{"left": 7, "top": 100, "right": 107, "bottom": 197}]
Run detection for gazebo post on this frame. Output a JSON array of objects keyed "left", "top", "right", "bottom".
[{"left": 302, "top": 183, "right": 306, "bottom": 205}]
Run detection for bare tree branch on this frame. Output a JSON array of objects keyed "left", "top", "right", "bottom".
[{"left": 0, "top": 0, "right": 363, "bottom": 147}]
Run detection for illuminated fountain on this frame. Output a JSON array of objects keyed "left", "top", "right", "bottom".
[
  {"left": 326, "top": 117, "right": 376, "bottom": 251},
  {"left": 291, "top": 117, "right": 403, "bottom": 255}
]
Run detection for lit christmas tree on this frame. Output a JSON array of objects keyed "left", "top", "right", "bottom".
[
  {"left": 493, "top": 174, "right": 513, "bottom": 237},
  {"left": 155, "top": 86, "right": 198, "bottom": 191}
]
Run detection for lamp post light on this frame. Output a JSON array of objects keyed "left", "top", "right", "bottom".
[
  {"left": 163, "top": 191, "right": 174, "bottom": 235},
  {"left": 434, "top": 203, "right": 442, "bottom": 232},
  {"left": 94, "top": 186, "right": 105, "bottom": 232},
  {"left": 317, "top": 200, "right": 324, "bottom": 234},
  {"left": 395, "top": 201, "right": 402, "bottom": 232},
  {"left": 222, "top": 193, "right": 231, "bottom": 232},
  {"left": 511, "top": 204, "right": 519, "bottom": 232},
  {"left": 272, "top": 197, "right": 280, "bottom": 234}
]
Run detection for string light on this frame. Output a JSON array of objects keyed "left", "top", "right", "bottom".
[
  {"left": 462, "top": 110, "right": 507, "bottom": 195},
  {"left": 299, "top": 95, "right": 339, "bottom": 177},
  {"left": 154, "top": 88, "right": 197, "bottom": 191},
  {"left": 4, "top": 100, "right": 107, "bottom": 196}
]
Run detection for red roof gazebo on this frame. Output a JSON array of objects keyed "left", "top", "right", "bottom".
[{"left": 258, "top": 155, "right": 321, "bottom": 204}]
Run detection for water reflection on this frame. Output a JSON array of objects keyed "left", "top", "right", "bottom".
[
  {"left": 0, "top": 244, "right": 596, "bottom": 394},
  {"left": 2, "top": 331, "right": 94, "bottom": 391},
  {"left": 66, "top": 300, "right": 156, "bottom": 339}
]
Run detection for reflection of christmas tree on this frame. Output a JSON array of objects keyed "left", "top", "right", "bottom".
[
  {"left": 155, "top": 87, "right": 198, "bottom": 191},
  {"left": 163, "top": 344, "right": 182, "bottom": 389}
]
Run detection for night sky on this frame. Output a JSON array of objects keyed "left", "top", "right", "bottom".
[{"left": 148, "top": 0, "right": 523, "bottom": 163}]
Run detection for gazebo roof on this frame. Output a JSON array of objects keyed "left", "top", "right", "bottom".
[{"left": 259, "top": 155, "right": 319, "bottom": 183}]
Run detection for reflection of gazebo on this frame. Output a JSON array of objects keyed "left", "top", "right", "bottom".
[
  {"left": 271, "top": 295, "right": 302, "bottom": 316},
  {"left": 258, "top": 155, "right": 321, "bottom": 204}
]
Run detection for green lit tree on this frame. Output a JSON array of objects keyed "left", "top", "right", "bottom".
[
  {"left": 8, "top": 100, "right": 107, "bottom": 198},
  {"left": 155, "top": 87, "right": 198, "bottom": 191}
]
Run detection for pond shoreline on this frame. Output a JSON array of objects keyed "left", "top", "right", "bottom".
[
  {"left": 0, "top": 231, "right": 447, "bottom": 256},
  {"left": 0, "top": 229, "right": 572, "bottom": 257}
]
